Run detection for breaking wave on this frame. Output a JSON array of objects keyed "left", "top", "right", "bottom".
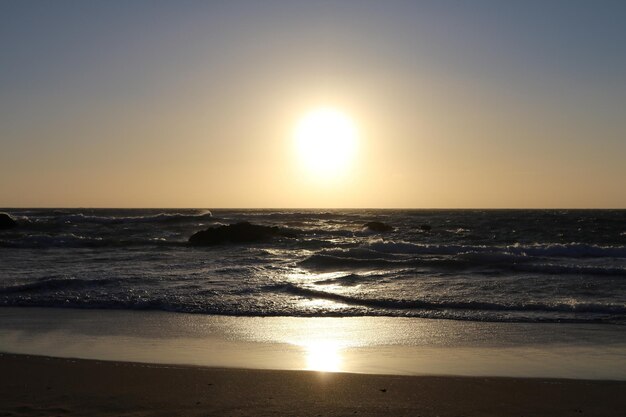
[
  {"left": 366, "top": 240, "right": 626, "bottom": 258},
  {"left": 2, "top": 208, "right": 626, "bottom": 324},
  {"left": 270, "top": 283, "right": 626, "bottom": 316},
  {"left": 51, "top": 210, "right": 213, "bottom": 225}
]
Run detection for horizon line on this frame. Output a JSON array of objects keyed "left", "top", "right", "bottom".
[{"left": 2, "top": 207, "right": 625, "bottom": 211}]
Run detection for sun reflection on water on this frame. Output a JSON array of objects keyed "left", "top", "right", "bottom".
[{"left": 301, "top": 340, "right": 343, "bottom": 372}]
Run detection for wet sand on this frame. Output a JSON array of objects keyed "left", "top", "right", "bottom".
[
  {"left": 3, "top": 308, "right": 626, "bottom": 380},
  {"left": 2, "top": 353, "right": 625, "bottom": 417}
]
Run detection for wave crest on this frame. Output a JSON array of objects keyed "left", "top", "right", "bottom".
[{"left": 270, "top": 283, "right": 626, "bottom": 315}]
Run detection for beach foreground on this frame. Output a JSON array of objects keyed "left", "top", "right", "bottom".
[{"left": 2, "top": 353, "right": 626, "bottom": 417}]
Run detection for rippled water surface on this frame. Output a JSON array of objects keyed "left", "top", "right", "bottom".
[{"left": 1, "top": 209, "right": 625, "bottom": 323}]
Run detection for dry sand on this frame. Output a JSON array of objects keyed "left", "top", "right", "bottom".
[{"left": 1, "top": 353, "right": 625, "bottom": 417}]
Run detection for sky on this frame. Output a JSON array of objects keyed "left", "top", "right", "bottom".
[{"left": 1, "top": 0, "right": 625, "bottom": 208}]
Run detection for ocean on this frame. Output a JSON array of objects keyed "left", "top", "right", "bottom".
[{"left": 1, "top": 209, "right": 625, "bottom": 324}]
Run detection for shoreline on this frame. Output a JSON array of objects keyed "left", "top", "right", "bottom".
[
  {"left": 3, "top": 353, "right": 626, "bottom": 417},
  {"left": 2, "top": 306, "right": 626, "bottom": 380}
]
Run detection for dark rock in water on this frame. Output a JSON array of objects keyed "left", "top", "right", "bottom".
[
  {"left": 0, "top": 213, "right": 17, "bottom": 230},
  {"left": 418, "top": 224, "right": 432, "bottom": 232},
  {"left": 189, "top": 221, "right": 294, "bottom": 246},
  {"left": 363, "top": 221, "right": 393, "bottom": 233}
]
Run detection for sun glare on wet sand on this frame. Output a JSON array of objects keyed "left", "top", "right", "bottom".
[{"left": 301, "top": 340, "right": 343, "bottom": 372}]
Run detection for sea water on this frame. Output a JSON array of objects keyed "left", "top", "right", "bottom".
[{"left": 1, "top": 209, "right": 625, "bottom": 324}]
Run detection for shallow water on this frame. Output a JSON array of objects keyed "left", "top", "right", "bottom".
[{"left": 1, "top": 308, "right": 625, "bottom": 379}]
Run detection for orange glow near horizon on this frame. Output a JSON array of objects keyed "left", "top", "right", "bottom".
[{"left": 1, "top": 2, "right": 626, "bottom": 209}]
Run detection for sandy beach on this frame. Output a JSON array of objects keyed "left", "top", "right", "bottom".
[{"left": 2, "top": 353, "right": 625, "bottom": 417}]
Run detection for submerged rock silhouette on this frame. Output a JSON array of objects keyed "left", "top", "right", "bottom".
[
  {"left": 188, "top": 221, "right": 294, "bottom": 246},
  {"left": 363, "top": 221, "right": 393, "bottom": 232},
  {"left": 0, "top": 213, "right": 17, "bottom": 230}
]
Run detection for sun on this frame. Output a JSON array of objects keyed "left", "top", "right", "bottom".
[{"left": 293, "top": 108, "right": 358, "bottom": 180}]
